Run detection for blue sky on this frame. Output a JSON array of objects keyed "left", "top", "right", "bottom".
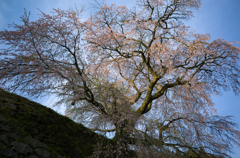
[{"left": 1, "top": 0, "right": 240, "bottom": 157}]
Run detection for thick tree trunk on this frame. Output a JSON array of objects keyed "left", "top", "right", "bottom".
[{"left": 111, "top": 118, "right": 138, "bottom": 157}]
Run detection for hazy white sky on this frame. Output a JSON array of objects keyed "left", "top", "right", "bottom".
[{"left": 1, "top": 0, "right": 240, "bottom": 157}]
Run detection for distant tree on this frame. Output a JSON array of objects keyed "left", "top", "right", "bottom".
[{"left": 1, "top": 0, "right": 240, "bottom": 157}]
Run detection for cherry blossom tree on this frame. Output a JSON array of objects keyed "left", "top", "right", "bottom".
[{"left": 1, "top": 0, "right": 240, "bottom": 157}]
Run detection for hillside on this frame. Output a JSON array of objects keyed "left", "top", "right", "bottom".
[{"left": 0, "top": 89, "right": 111, "bottom": 158}]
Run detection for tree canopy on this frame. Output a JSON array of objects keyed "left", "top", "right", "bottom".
[{"left": 0, "top": 0, "right": 240, "bottom": 157}]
